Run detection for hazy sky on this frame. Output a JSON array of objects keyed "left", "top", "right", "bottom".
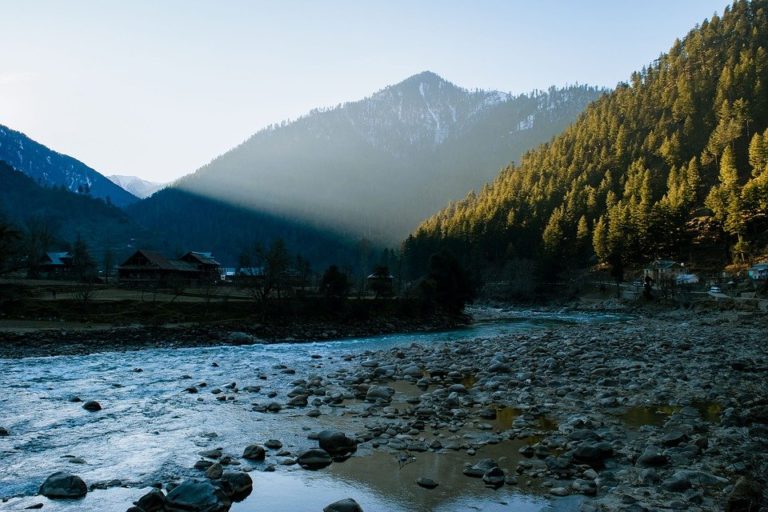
[{"left": 1, "top": 0, "right": 728, "bottom": 183}]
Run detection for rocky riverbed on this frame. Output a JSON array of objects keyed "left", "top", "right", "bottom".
[{"left": 1, "top": 309, "right": 766, "bottom": 511}]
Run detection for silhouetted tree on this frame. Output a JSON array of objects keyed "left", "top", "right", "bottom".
[
  {"left": 422, "top": 252, "right": 475, "bottom": 315},
  {"left": 320, "top": 265, "right": 350, "bottom": 299}
]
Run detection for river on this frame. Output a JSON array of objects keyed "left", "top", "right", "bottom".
[{"left": 0, "top": 309, "right": 625, "bottom": 511}]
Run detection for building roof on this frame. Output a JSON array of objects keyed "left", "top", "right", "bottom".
[
  {"left": 181, "top": 251, "right": 221, "bottom": 267},
  {"left": 43, "top": 252, "right": 72, "bottom": 266},
  {"left": 133, "top": 250, "right": 176, "bottom": 270}
]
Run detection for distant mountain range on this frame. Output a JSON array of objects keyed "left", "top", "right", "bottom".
[
  {"left": 0, "top": 124, "right": 138, "bottom": 207},
  {"left": 108, "top": 175, "right": 165, "bottom": 198},
  {"left": 1, "top": 72, "right": 603, "bottom": 267},
  {"left": 170, "top": 72, "right": 603, "bottom": 242}
]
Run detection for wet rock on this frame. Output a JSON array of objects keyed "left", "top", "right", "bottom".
[
  {"left": 266, "top": 402, "right": 282, "bottom": 413},
  {"left": 134, "top": 488, "right": 166, "bottom": 512},
  {"left": 82, "top": 400, "right": 101, "bottom": 412},
  {"left": 288, "top": 395, "right": 308, "bottom": 406},
  {"left": 463, "top": 458, "right": 498, "bottom": 477},
  {"left": 165, "top": 479, "right": 230, "bottom": 512},
  {"left": 478, "top": 408, "right": 497, "bottom": 420},
  {"left": 242, "top": 444, "right": 266, "bottom": 461},
  {"left": 323, "top": 498, "right": 364, "bottom": 512},
  {"left": 194, "top": 459, "right": 214, "bottom": 470},
  {"left": 662, "top": 475, "right": 692, "bottom": 492},
  {"left": 572, "top": 479, "right": 597, "bottom": 496},
  {"left": 416, "top": 477, "right": 439, "bottom": 489},
  {"left": 365, "top": 386, "right": 394, "bottom": 402},
  {"left": 550, "top": 487, "right": 569, "bottom": 496},
  {"left": 264, "top": 439, "right": 283, "bottom": 449},
  {"left": 661, "top": 430, "right": 689, "bottom": 447},
  {"left": 725, "top": 477, "right": 763, "bottom": 512},
  {"left": 218, "top": 471, "right": 253, "bottom": 500},
  {"left": 637, "top": 468, "right": 660, "bottom": 485},
  {"left": 403, "top": 365, "right": 423, "bottom": 378},
  {"left": 199, "top": 448, "right": 223, "bottom": 459},
  {"left": 0, "top": 427, "right": 8, "bottom": 436},
  {"left": 297, "top": 448, "right": 333, "bottom": 470},
  {"left": 39, "top": 472, "right": 87, "bottom": 499},
  {"left": 205, "top": 462, "right": 223, "bottom": 479},
  {"left": 636, "top": 446, "right": 668, "bottom": 467},
  {"left": 318, "top": 431, "right": 357, "bottom": 457},
  {"left": 573, "top": 442, "right": 614, "bottom": 465},
  {"left": 185, "top": 386, "right": 198, "bottom": 394},
  {"left": 519, "top": 445, "right": 534, "bottom": 458},
  {"left": 482, "top": 467, "right": 506, "bottom": 488}
]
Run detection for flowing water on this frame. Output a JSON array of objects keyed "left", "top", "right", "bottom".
[{"left": 0, "top": 310, "right": 624, "bottom": 511}]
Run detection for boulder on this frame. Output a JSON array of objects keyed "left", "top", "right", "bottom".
[
  {"left": 318, "top": 431, "right": 357, "bottom": 457},
  {"left": 39, "top": 472, "right": 87, "bottom": 499},
  {"left": 218, "top": 471, "right": 253, "bottom": 500},
  {"left": 636, "top": 446, "right": 668, "bottom": 467},
  {"left": 463, "top": 458, "right": 498, "bottom": 478},
  {"left": 323, "top": 498, "right": 364, "bottom": 512},
  {"left": 242, "top": 444, "right": 265, "bottom": 461},
  {"left": 82, "top": 401, "right": 102, "bottom": 412},
  {"left": 482, "top": 467, "right": 506, "bottom": 488},
  {"left": 573, "top": 442, "right": 614, "bottom": 465},
  {"left": 297, "top": 448, "right": 333, "bottom": 470},
  {"left": 416, "top": 477, "right": 439, "bottom": 489},
  {"left": 134, "top": 488, "right": 166, "bottom": 512},
  {"left": 165, "top": 480, "right": 231, "bottom": 512},
  {"left": 725, "top": 477, "right": 763, "bottom": 512},
  {"left": 205, "top": 463, "right": 223, "bottom": 479}
]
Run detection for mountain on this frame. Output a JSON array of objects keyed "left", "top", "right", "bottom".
[
  {"left": 108, "top": 175, "right": 165, "bottom": 198},
  {"left": 404, "top": 0, "right": 768, "bottom": 282},
  {"left": 164, "top": 73, "right": 602, "bottom": 243},
  {"left": 0, "top": 124, "right": 138, "bottom": 207},
  {"left": 0, "top": 160, "right": 155, "bottom": 262}
]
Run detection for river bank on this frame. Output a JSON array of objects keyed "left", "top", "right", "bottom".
[{"left": 0, "top": 308, "right": 765, "bottom": 511}]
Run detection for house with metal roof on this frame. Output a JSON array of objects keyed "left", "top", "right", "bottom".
[{"left": 36, "top": 251, "right": 74, "bottom": 278}]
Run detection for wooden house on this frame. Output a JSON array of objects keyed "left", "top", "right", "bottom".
[
  {"left": 117, "top": 250, "right": 199, "bottom": 287},
  {"left": 179, "top": 251, "right": 221, "bottom": 282},
  {"left": 36, "top": 251, "right": 73, "bottom": 278}
]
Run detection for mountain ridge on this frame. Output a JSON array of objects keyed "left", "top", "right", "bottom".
[
  {"left": 0, "top": 124, "right": 139, "bottom": 207},
  {"left": 165, "top": 72, "right": 603, "bottom": 243}
]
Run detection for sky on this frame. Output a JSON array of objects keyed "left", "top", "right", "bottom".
[{"left": 0, "top": 0, "right": 729, "bottom": 183}]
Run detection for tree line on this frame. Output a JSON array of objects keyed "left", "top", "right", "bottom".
[{"left": 403, "top": 0, "right": 768, "bottom": 291}]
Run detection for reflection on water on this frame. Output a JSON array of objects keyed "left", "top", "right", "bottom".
[
  {"left": 234, "top": 442, "right": 566, "bottom": 512},
  {"left": 461, "top": 374, "right": 476, "bottom": 389},
  {"left": 692, "top": 401, "right": 722, "bottom": 423},
  {"left": 493, "top": 407, "right": 521, "bottom": 431},
  {"left": 619, "top": 401, "right": 722, "bottom": 428},
  {"left": 620, "top": 405, "right": 679, "bottom": 427}
]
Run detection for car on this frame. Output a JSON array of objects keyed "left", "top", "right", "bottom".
[{"left": 709, "top": 286, "right": 721, "bottom": 293}]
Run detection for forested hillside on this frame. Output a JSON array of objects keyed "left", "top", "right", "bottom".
[
  {"left": 127, "top": 188, "right": 358, "bottom": 268},
  {"left": 405, "top": 0, "right": 768, "bottom": 282},
  {"left": 0, "top": 161, "right": 154, "bottom": 264}
]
